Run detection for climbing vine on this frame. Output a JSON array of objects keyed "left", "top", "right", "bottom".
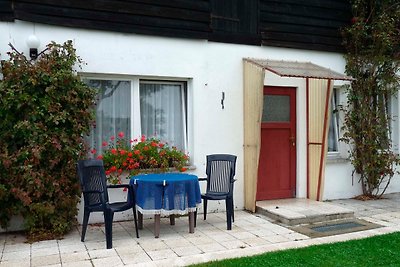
[{"left": 341, "top": 0, "right": 400, "bottom": 198}]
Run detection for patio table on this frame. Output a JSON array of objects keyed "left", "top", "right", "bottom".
[{"left": 130, "top": 173, "right": 201, "bottom": 237}]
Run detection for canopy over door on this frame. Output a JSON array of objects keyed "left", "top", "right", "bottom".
[{"left": 243, "top": 58, "right": 352, "bottom": 212}]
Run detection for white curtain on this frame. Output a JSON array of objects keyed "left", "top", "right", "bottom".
[
  {"left": 139, "top": 83, "right": 186, "bottom": 150},
  {"left": 85, "top": 79, "right": 131, "bottom": 153}
]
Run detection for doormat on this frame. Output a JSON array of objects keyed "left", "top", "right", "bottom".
[{"left": 290, "top": 218, "right": 382, "bottom": 238}]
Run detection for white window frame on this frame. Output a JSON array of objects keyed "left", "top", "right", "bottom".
[
  {"left": 327, "top": 87, "right": 340, "bottom": 156},
  {"left": 81, "top": 74, "right": 191, "bottom": 155}
]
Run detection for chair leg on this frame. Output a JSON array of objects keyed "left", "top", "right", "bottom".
[
  {"left": 105, "top": 211, "right": 114, "bottom": 249},
  {"left": 232, "top": 198, "right": 235, "bottom": 223},
  {"left": 203, "top": 199, "right": 208, "bottom": 220},
  {"left": 132, "top": 206, "right": 139, "bottom": 238},
  {"left": 225, "top": 198, "right": 233, "bottom": 230},
  {"left": 81, "top": 208, "right": 90, "bottom": 242}
]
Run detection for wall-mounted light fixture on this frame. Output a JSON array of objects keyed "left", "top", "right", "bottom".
[{"left": 26, "top": 34, "right": 40, "bottom": 60}]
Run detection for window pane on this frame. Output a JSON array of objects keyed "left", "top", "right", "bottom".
[
  {"left": 84, "top": 79, "right": 131, "bottom": 152},
  {"left": 140, "top": 82, "right": 186, "bottom": 150},
  {"left": 328, "top": 89, "right": 339, "bottom": 152},
  {"left": 262, "top": 95, "right": 290, "bottom": 122}
]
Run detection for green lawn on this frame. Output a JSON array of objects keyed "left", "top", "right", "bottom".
[{"left": 192, "top": 232, "right": 400, "bottom": 267}]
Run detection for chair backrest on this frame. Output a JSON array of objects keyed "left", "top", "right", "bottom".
[
  {"left": 205, "top": 154, "right": 237, "bottom": 195},
  {"left": 76, "top": 159, "right": 109, "bottom": 207}
]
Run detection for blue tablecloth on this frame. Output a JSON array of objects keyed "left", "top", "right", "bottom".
[{"left": 130, "top": 173, "right": 201, "bottom": 216}]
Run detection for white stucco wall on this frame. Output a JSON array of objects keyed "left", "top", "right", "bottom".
[{"left": 1, "top": 20, "right": 399, "bottom": 225}]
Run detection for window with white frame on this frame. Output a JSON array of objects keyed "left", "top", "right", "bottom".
[
  {"left": 83, "top": 77, "right": 188, "bottom": 153},
  {"left": 328, "top": 87, "right": 340, "bottom": 153}
]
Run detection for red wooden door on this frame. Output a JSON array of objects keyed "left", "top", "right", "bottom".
[{"left": 256, "top": 86, "right": 296, "bottom": 200}]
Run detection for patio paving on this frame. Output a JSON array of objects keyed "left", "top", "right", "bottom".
[{"left": 1, "top": 193, "right": 400, "bottom": 267}]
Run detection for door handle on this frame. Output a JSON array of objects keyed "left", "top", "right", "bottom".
[{"left": 289, "top": 136, "right": 296, "bottom": 147}]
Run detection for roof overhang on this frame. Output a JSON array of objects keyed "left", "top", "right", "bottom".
[{"left": 244, "top": 58, "right": 353, "bottom": 81}]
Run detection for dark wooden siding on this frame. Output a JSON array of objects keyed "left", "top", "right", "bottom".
[
  {"left": 2, "top": 0, "right": 353, "bottom": 53},
  {"left": 12, "top": 0, "right": 211, "bottom": 39},
  {"left": 259, "top": 0, "right": 352, "bottom": 52},
  {"left": 209, "top": 0, "right": 260, "bottom": 45},
  {"left": 0, "top": 0, "right": 14, "bottom": 21}
]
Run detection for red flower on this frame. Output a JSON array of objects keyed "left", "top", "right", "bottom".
[
  {"left": 141, "top": 135, "right": 146, "bottom": 142},
  {"left": 134, "top": 162, "right": 140, "bottom": 168},
  {"left": 123, "top": 162, "right": 128, "bottom": 167},
  {"left": 180, "top": 167, "right": 187, "bottom": 172},
  {"left": 120, "top": 149, "right": 126, "bottom": 155},
  {"left": 110, "top": 136, "right": 115, "bottom": 141},
  {"left": 128, "top": 152, "right": 133, "bottom": 157},
  {"left": 110, "top": 166, "right": 117, "bottom": 172},
  {"left": 102, "top": 141, "right": 108, "bottom": 147},
  {"left": 105, "top": 170, "right": 111, "bottom": 175},
  {"left": 118, "top": 132, "right": 124, "bottom": 138},
  {"left": 151, "top": 142, "right": 157, "bottom": 147},
  {"left": 118, "top": 168, "right": 123, "bottom": 174},
  {"left": 97, "top": 155, "right": 103, "bottom": 160},
  {"left": 144, "top": 146, "right": 149, "bottom": 151},
  {"left": 111, "top": 148, "right": 117, "bottom": 155},
  {"left": 90, "top": 148, "right": 97, "bottom": 154},
  {"left": 159, "top": 143, "right": 164, "bottom": 148},
  {"left": 134, "top": 150, "right": 140, "bottom": 155}
]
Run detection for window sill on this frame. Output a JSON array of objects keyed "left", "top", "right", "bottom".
[
  {"left": 186, "top": 165, "right": 197, "bottom": 171},
  {"left": 326, "top": 153, "right": 349, "bottom": 164}
]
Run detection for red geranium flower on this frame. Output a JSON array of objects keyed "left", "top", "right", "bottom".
[
  {"left": 118, "top": 132, "right": 124, "bottom": 138},
  {"left": 90, "top": 148, "right": 97, "bottom": 154},
  {"left": 102, "top": 141, "right": 108, "bottom": 147},
  {"left": 97, "top": 155, "right": 103, "bottom": 160},
  {"left": 110, "top": 166, "right": 117, "bottom": 172}
]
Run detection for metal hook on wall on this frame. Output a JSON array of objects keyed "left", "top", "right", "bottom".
[{"left": 221, "top": 91, "right": 225, "bottom": 109}]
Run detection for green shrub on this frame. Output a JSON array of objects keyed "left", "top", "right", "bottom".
[{"left": 0, "top": 41, "right": 96, "bottom": 239}]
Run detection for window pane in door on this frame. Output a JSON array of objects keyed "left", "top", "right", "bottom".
[
  {"left": 140, "top": 82, "right": 186, "bottom": 150},
  {"left": 262, "top": 95, "right": 290, "bottom": 122}
]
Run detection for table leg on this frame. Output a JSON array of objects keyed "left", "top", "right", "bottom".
[
  {"left": 189, "top": 212, "right": 195, "bottom": 233},
  {"left": 169, "top": 215, "right": 175, "bottom": 225},
  {"left": 138, "top": 211, "right": 143, "bottom": 230},
  {"left": 154, "top": 214, "right": 160, "bottom": 238}
]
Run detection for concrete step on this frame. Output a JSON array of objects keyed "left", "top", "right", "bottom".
[{"left": 256, "top": 198, "right": 354, "bottom": 226}]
